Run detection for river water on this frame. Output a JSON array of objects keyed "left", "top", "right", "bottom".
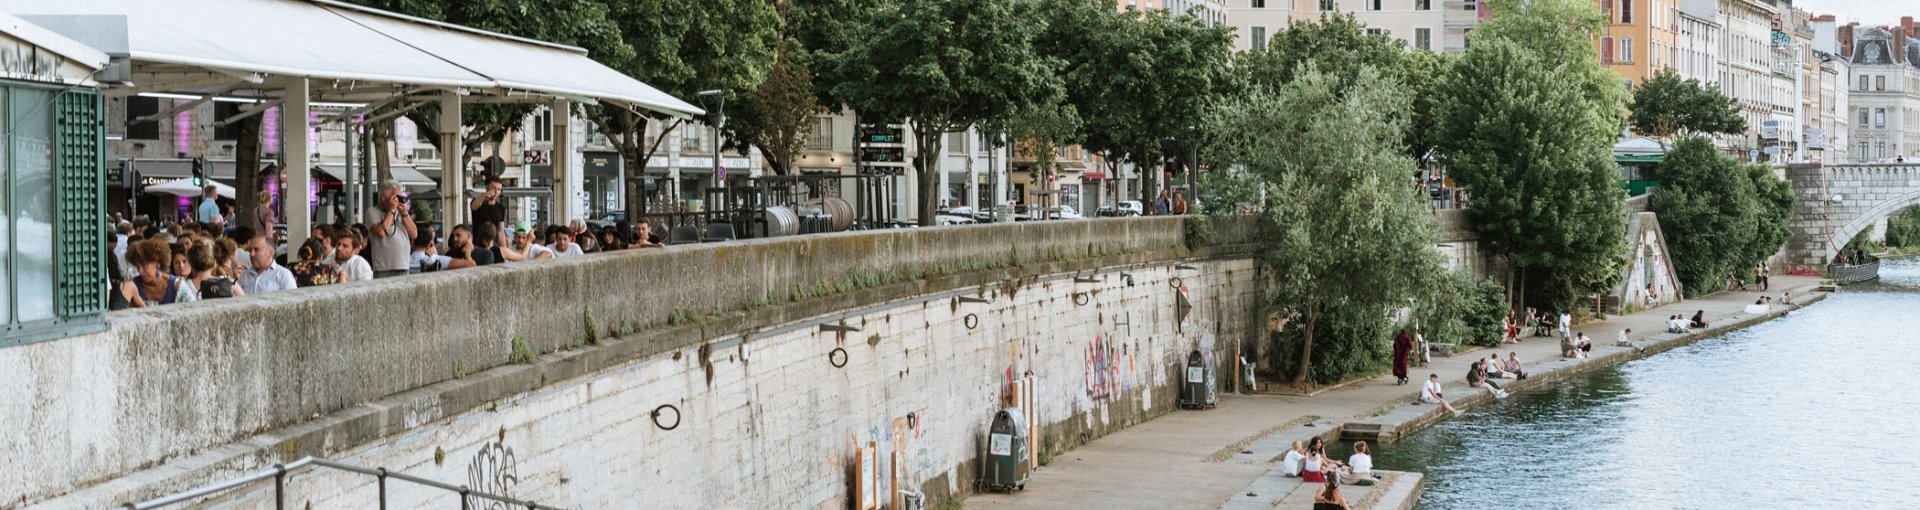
[{"left": 1363, "top": 257, "right": 1920, "bottom": 509}]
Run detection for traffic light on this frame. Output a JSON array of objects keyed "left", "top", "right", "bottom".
[{"left": 191, "top": 157, "right": 205, "bottom": 187}]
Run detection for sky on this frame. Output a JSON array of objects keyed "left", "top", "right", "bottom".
[{"left": 1793, "top": 0, "right": 1914, "bottom": 27}]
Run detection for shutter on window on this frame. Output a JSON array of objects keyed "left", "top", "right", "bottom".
[
  {"left": 55, "top": 89, "right": 106, "bottom": 322},
  {"left": 1601, "top": 0, "right": 1613, "bottom": 19},
  {"left": 1601, "top": 37, "right": 1615, "bottom": 64}
]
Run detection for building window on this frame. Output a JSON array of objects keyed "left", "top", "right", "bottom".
[
  {"left": 1620, "top": 0, "right": 1632, "bottom": 23},
  {"left": 1620, "top": 37, "right": 1634, "bottom": 63},
  {"left": 946, "top": 131, "right": 967, "bottom": 154},
  {"left": 1252, "top": 0, "right": 1265, "bottom": 7},
  {"left": 1859, "top": 141, "right": 1870, "bottom": 160},
  {"left": 807, "top": 117, "right": 833, "bottom": 151},
  {"left": 1860, "top": 108, "right": 1870, "bottom": 126},
  {"left": 1367, "top": 28, "right": 1384, "bottom": 37},
  {"left": 534, "top": 109, "right": 554, "bottom": 142},
  {"left": 1416, "top": 0, "right": 1431, "bottom": 10},
  {"left": 1367, "top": 0, "right": 1381, "bottom": 10},
  {"left": 1319, "top": 0, "right": 1334, "bottom": 10},
  {"left": 1415, "top": 27, "right": 1432, "bottom": 51},
  {"left": 4, "top": 87, "right": 54, "bottom": 325},
  {"left": 1877, "top": 75, "right": 1887, "bottom": 91},
  {"left": 1875, "top": 108, "right": 1887, "bottom": 127},
  {"left": 1858, "top": 75, "right": 1869, "bottom": 90},
  {"left": 126, "top": 95, "right": 160, "bottom": 140},
  {"left": 680, "top": 124, "right": 705, "bottom": 152},
  {"left": 1252, "top": 26, "right": 1268, "bottom": 51},
  {"left": 212, "top": 101, "right": 244, "bottom": 141}
]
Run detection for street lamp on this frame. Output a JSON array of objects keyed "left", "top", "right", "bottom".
[{"left": 696, "top": 89, "right": 725, "bottom": 193}]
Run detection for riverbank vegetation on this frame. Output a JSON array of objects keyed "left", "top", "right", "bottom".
[{"left": 1650, "top": 137, "right": 1795, "bottom": 294}]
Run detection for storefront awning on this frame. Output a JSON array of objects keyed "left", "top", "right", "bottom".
[{"left": 313, "top": 164, "right": 437, "bottom": 189}]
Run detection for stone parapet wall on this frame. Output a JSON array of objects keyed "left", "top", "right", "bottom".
[{"left": 1, "top": 217, "right": 1257, "bottom": 508}]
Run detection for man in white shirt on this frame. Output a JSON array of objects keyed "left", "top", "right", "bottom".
[
  {"left": 239, "top": 235, "right": 297, "bottom": 294},
  {"left": 1557, "top": 311, "right": 1572, "bottom": 340},
  {"left": 1420, "top": 374, "right": 1460, "bottom": 416},
  {"left": 545, "top": 225, "right": 584, "bottom": 258},
  {"left": 325, "top": 230, "right": 374, "bottom": 282}
]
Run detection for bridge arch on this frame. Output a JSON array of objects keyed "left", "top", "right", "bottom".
[{"left": 1784, "top": 163, "right": 1920, "bottom": 267}]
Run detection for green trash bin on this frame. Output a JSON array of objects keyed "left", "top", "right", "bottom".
[{"left": 985, "top": 407, "right": 1030, "bottom": 492}]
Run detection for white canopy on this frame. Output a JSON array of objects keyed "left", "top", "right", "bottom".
[
  {"left": 145, "top": 177, "right": 235, "bottom": 199},
  {"left": 2, "top": 0, "right": 703, "bottom": 117}
]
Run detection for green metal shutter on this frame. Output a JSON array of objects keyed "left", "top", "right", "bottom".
[{"left": 54, "top": 89, "right": 105, "bottom": 321}]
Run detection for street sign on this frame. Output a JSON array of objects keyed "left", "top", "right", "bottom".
[
  {"left": 859, "top": 147, "right": 906, "bottom": 163},
  {"left": 858, "top": 126, "right": 904, "bottom": 144}
]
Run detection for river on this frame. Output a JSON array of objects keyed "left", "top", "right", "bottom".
[{"left": 1361, "top": 257, "right": 1920, "bottom": 509}]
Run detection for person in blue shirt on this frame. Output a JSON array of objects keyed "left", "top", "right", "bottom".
[{"left": 196, "top": 185, "right": 222, "bottom": 224}]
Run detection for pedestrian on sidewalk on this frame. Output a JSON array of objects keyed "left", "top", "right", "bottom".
[
  {"left": 366, "top": 180, "right": 415, "bottom": 279},
  {"left": 1392, "top": 329, "right": 1414, "bottom": 385},
  {"left": 1558, "top": 310, "right": 1572, "bottom": 340},
  {"left": 1757, "top": 261, "right": 1771, "bottom": 291}
]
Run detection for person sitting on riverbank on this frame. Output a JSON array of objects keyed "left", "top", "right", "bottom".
[
  {"left": 1420, "top": 374, "right": 1462, "bottom": 416},
  {"left": 1302, "top": 446, "right": 1329, "bottom": 483},
  {"left": 1781, "top": 292, "right": 1796, "bottom": 307},
  {"left": 1504, "top": 352, "right": 1527, "bottom": 379},
  {"left": 1281, "top": 441, "right": 1306, "bottom": 477},
  {"left": 1690, "top": 310, "right": 1709, "bottom": 329},
  {"left": 1666, "top": 315, "right": 1686, "bottom": 333},
  {"left": 1313, "top": 477, "right": 1352, "bottom": 510},
  {"left": 1468, "top": 360, "right": 1510, "bottom": 399},
  {"left": 1345, "top": 442, "right": 1380, "bottom": 484},
  {"left": 1576, "top": 333, "right": 1593, "bottom": 357}
]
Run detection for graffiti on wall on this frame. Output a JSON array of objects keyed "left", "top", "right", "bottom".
[
  {"left": 1085, "top": 335, "right": 1134, "bottom": 401},
  {"left": 466, "top": 441, "right": 519, "bottom": 510}
]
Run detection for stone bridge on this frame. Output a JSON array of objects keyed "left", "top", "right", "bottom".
[{"left": 1783, "top": 163, "right": 1920, "bottom": 267}]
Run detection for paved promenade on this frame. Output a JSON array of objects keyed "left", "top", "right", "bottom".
[{"left": 970, "top": 276, "right": 1824, "bottom": 509}]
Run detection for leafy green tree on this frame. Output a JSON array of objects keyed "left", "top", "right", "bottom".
[
  {"left": 1208, "top": 66, "right": 1444, "bottom": 385},
  {"left": 1413, "top": 273, "right": 1511, "bottom": 348},
  {"left": 585, "top": 2, "right": 780, "bottom": 211},
  {"left": 1743, "top": 162, "right": 1795, "bottom": 268},
  {"left": 1630, "top": 69, "right": 1746, "bottom": 142},
  {"left": 1240, "top": 13, "right": 1446, "bottom": 168},
  {"left": 1041, "top": 2, "right": 1235, "bottom": 210},
  {"left": 824, "top": 0, "right": 1063, "bottom": 225},
  {"left": 1436, "top": 2, "right": 1626, "bottom": 311},
  {"left": 726, "top": 43, "right": 819, "bottom": 176},
  {"left": 1649, "top": 137, "right": 1758, "bottom": 294},
  {"left": 1887, "top": 207, "right": 1920, "bottom": 248}
]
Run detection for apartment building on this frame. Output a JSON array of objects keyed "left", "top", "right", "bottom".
[
  {"left": 1842, "top": 22, "right": 1920, "bottom": 162},
  {"left": 1598, "top": 0, "right": 1679, "bottom": 87},
  {"left": 1673, "top": 0, "right": 1721, "bottom": 83},
  {"left": 1715, "top": 0, "right": 1784, "bottom": 161},
  {"left": 1226, "top": 0, "right": 1467, "bottom": 53}
]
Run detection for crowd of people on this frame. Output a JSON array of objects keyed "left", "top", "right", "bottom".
[{"left": 105, "top": 178, "right": 671, "bottom": 310}]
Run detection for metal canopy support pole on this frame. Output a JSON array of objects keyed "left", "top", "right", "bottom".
[
  {"left": 283, "top": 77, "right": 312, "bottom": 259},
  {"left": 551, "top": 99, "right": 575, "bottom": 223},
  {"left": 344, "top": 119, "right": 358, "bottom": 224},
  {"left": 439, "top": 91, "right": 466, "bottom": 227}
]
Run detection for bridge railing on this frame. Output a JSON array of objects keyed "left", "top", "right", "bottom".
[
  {"left": 1829, "top": 255, "right": 1881, "bottom": 285},
  {"left": 122, "top": 456, "right": 563, "bottom": 510}
]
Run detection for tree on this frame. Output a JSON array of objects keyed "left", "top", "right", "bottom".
[
  {"left": 1240, "top": 13, "right": 1446, "bottom": 168},
  {"left": 1436, "top": 0, "right": 1626, "bottom": 311},
  {"left": 1648, "top": 137, "right": 1759, "bottom": 294},
  {"left": 347, "top": 0, "right": 636, "bottom": 179},
  {"left": 586, "top": 2, "right": 780, "bottom": 214},
  {"left": 1630, "top": 69, "right": 1746, "bottom": 142},
  {"left": 1208, "top": 65, "right": 1444, "bottom": 385},
  {"left": 726, "top": 43, "right": 819, "bottom": 176},
  {"left": 1040, "top": 2, "right": 1235, "bottom": 212},
  {"left": 825, "top": 0, "right": 1063, "bottom": 225},
  {"left": 1743, "top": 162, "right": 1795, "bottom": 270}
]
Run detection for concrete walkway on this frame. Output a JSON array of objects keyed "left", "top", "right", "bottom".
[{"left": 969, "top": 276, "right": 1824, "bottom": 509}]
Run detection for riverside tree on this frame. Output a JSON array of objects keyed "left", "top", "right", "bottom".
[
  {"left": 1208, "top": 66, "right": 1444, "bottom": 385},
  {"left": 1629, "top": 69, "right": 1747, "bottom": 143},
  {"left": 1649, "top": 137, "right": 1796, "bottom": 293},
  {"left": 1242, "top": 14, "right": 1447, "bottom": 167},
  {"left": 1436, "top": 0, "right": 1626, "bottom": 311},
  {"left": 823, "top": 0, "right": 1063, "bottom": 226},
  {"left": 1039, "top": 1, "right": 1235, "bottom": 210}
]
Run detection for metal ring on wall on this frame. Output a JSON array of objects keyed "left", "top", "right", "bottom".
[
  {"left": 964, "top": 313, "right": 980, "bottom": 330},
  {"left": 1169, "top": 276, "right": 1184, "bottom": 289},
  {"left": 651, "top": 404, "right": 681, "bottom": 431},
  {"left": 829, "top": 348, "right": 849, "bottom": 368},
  {"left": 1072, "top": 292, "right": 1090, "bottom": 306}
]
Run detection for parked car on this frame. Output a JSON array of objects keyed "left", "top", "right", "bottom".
[{"left": 1049, "top": 204, "right": 1084, "bottom": 220}]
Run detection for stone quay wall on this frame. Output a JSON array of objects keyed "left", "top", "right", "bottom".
[{"left": 3, "top": 216, "right": 1265, "bottom": 509}]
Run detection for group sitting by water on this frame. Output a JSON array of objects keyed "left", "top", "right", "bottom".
[{"left": 1282, "top": 437, "right": 1379, "bottom": 485}]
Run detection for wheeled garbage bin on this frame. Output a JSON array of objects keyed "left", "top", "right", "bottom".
[
  {"left": 1180, "top": 349, "right": 1216, "bottom": 409},
  {"left": 985, "top": 407, "right": 1030, "bottom": 492}
]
